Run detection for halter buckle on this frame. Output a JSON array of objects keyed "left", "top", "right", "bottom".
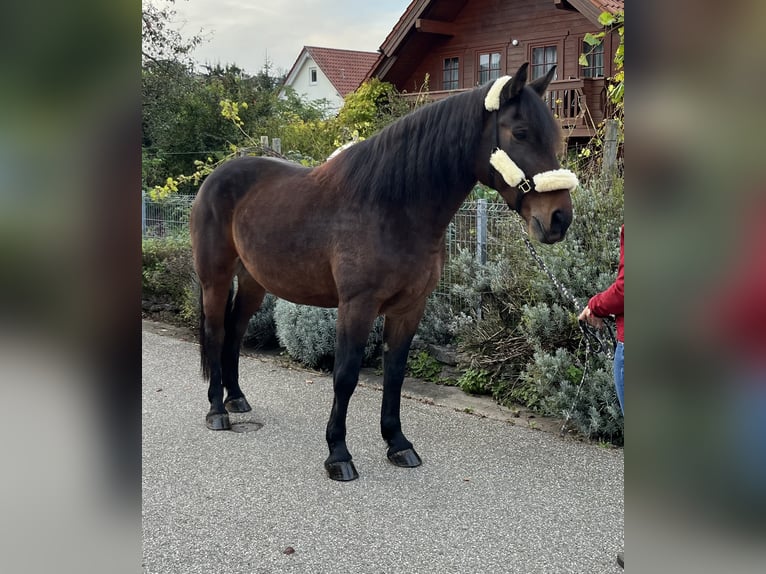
[{"left": 518, "top": 179, "right": 533, "bottom": 194}]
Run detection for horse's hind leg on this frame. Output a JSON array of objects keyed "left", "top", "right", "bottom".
[
  {"left": 221, "top": 268, "right": 266, "bottom": 413},
  {"left": 380, "top": 303, "right": 426, "bottom": 468},
  {"left": 199, "top": 276, "right": 236, "bottom": 430}
]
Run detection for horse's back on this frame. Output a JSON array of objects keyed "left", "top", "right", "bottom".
[{"left": 194, "top": 156, "right": 309, "bottom": 211}]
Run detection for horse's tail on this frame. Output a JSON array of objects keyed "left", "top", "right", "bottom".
[{"left": 199, "top": 284, "right": 235, "bottom": 380}]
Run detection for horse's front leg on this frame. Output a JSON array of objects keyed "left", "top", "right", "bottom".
[
  {"left": 324, "top": 299, "right": 377, "bottom": 481},
  {"left": 380, "top": 304, "right": 426, "bottom": 468}
]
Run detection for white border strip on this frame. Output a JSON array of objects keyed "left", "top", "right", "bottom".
[
  {"left": 532, "top": 169, "right": 579, "bottom": 192},
  {"left": 489, "top": 149, "right": 524, "bottom": 187},
  {"left": 484, "top": 76, "right": 513, "bottom": 111}
]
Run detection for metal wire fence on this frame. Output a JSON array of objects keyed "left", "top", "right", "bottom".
[
  {"left": 141, "top": 194, "right": 515, "bottom": 306},
  {"left": 142, "top": 193, "right": 194, "bottom": 238}
]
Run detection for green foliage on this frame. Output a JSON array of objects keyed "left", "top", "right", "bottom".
[
  {"left": 273, "top": 300, "right": 384, "bottom": 370},
  {"left": 141, "top": 236, "right": 197, "bottom": 326},
  {"left": 468, "top": 183, "right": 501, "bottom": 202},
  {"left": 142, "top": 63, "right": 259, "bottom": 193},
  {"left": 577, "top": 10, "right": 624, "bottom": 163},
  {"left": 456, "top": 368, "right": 493, "bottom": 395},
  {"left": 336, "top": 78, "right": 410, "bottom": 139},
  {"left": 142, "top": 148, "right": 165, "bottom": 190},
  {"left": 143, "top": 59, "right": 310, "bottom": 193},
  {"left": 279, "top": 117, "right": 342, "bottom": 165},
  {"left": 581, "top": 10, "right": 624, "bottom": 110},
  {"left": 407, "top": 351, "right": 442, "bottom": 382},
  {"left": 143, "top": 44, "right": 414, "bottom": 192},
  {"left": 597, "top": 11, "right": 625, "bottom": 108}
]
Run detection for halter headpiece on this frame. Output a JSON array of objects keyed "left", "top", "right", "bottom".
[{"left": 484, "top": 76, "right": 578, "bottom": 194}]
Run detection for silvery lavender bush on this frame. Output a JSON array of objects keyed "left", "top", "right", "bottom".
[{"left": 273, "top": 299, "right": 384, "bottom": 370}]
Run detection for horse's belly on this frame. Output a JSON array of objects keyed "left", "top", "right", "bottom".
[{"left": 240, "top": 252, "right": 339, "bottom": 307}]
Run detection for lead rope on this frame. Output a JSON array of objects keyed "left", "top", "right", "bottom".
[{"left": 517, "top": 222, "right": 616, "bottom": 436}]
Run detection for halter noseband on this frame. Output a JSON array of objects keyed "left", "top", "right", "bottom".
[{"left": 484, "top": 76, "right": 578, "bottom": 197}]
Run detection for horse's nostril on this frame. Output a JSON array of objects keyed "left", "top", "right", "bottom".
[{"left": 551, "top": 209, "right": 571, "bottom": 232}]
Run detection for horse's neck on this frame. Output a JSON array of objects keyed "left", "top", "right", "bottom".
[{"left": 428, "top": 97, "right": 487, "bottom": 226}]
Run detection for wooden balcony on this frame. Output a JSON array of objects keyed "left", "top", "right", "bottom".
[{"left": 400, "top": 78, "right": 609, "bottom": 140}]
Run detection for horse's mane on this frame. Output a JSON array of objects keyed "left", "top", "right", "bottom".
[{"left": 325, "top": 87, "right": 488, "bottom": 208}]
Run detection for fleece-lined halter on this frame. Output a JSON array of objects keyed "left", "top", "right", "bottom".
[{"left": 484, "top": 76, "right": 578, "bottom": 194}]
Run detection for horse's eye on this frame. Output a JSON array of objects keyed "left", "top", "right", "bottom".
[{"left": 512, "top": 128, "right": 528, "bottom": 140}]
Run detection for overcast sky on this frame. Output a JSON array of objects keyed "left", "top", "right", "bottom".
[{"left": 165, "top": 0, "right": 413, "bottom": 75}]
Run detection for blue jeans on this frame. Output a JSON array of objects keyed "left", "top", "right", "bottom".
[{"left": 613, "top": 341, "right": 624, "bottom": 415}]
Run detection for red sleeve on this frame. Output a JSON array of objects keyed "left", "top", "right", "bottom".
[{"left": 589, "top": 225, "right": 624, "bottom": 317}]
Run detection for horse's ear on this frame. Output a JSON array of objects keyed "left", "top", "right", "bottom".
[
  {"left": 502, "top": 62, "right": 529, "bottom": 103},
  {"left": 528, "top": 65, "right": 557, "bottom": 97}
]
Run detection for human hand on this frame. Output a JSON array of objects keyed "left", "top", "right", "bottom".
[{"left": 577, "top": 306, "right": 604, "bottom": 329}]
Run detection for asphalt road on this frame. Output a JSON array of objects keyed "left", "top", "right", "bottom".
[{"left": 142, "top": 325, "right": 624, "bottom": 574}]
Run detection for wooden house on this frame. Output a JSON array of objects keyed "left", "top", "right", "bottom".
[
  {"left": 282, "top": 46, "right": 380, "bottom": 114},
  {"left": 365, "top": 0, "right": 624, "bottom": 140}
]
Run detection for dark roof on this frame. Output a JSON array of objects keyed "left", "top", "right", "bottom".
[{"left": 284, "top": 46, "right": 380, "bottom": 97}]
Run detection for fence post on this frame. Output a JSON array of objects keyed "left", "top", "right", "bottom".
[
  {"left": 260, "top": 135, "right": 269, "bottom": 148},
  {"left": 476, "top": 199, "right": 488, "bottom": 265},
  {"left": 271, "top": 137, "right": 281, "bottom": 155},
  {"left": 141, "top": 190, "right": 146, "bottom": 237},
  {"left": 601, "top": 119, "right": 619, "bottom": 180},
  {"left": 476, "top": 199, "right": 488, "bottom": 320},
  {"left": 237, "top": 148, "right": 248, "bottom": 158}
]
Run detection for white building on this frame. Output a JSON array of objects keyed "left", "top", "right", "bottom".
[{"left": 281, "top": 46, "right": 380, "bottom": 114}]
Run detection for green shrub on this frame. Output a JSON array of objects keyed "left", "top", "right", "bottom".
[
  {"left": 142, "top": 236, "right": 197, "bottom": 326},
  {"left": 456, "top": 368, "right": 493, "bottom": 395},
  {"left": 179, "top": 278, "right": 200, "bottom": 327},
  {"left": 273, "top": 300, "right": 384, "bottom": 370},
  {"left": 406, "top": 351, "right": 442, "bottom": 382}
]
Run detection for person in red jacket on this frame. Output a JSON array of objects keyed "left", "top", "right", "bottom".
[
  {"left": 578, "top": 224, "right": 625, "bottom": 569},
  {"left": 579, "top": 224, "right": 625, "bottom": 414}
]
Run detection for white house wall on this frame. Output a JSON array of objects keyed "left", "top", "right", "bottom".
[{"left": 287, "top": 56, "right": 344, "bottom": 114}]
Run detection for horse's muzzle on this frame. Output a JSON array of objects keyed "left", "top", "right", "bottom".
[{"left": 531, "top": 209, "right": 572, "bottom": 243}]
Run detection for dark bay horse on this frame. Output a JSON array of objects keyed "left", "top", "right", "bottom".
[{"left": 190, "top": 62, "right": 577, "bottom": 481}]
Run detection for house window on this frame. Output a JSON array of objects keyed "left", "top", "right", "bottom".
[
  {"left": 478, "top": 52, "right": 501, "bottom": 85},
  {"left": 442, "top": 57, "right": 459, "bottom": 90},
  {"left": 309, "top": 67, "right": 318, "bottom": 85},
  {"left": 530, "top": 45, "right": 557, "bottom": 80},
  {"left": 581, "top": 39, "right": 604, "bottom": 78}
]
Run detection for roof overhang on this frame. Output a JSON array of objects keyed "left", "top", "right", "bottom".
[{"left": 554, "top": 0, "right": 623, "bottom": 28}]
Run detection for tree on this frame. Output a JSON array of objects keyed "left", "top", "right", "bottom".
[{"left": 142, "top": 0, "right": 203, "bottom": 67}]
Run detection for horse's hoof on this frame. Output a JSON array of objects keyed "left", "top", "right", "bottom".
[
  {"left": 325, "top": 460, "right": 359, "bottom": 481},
  {"left": 388, "top": 448, "right": 422, "bottom": 468},
  {"left": 205, "top": 412, "right": 231, "bottom": 430},
  {"left": 225, "top": 396, "right": 252, "bottom": 413}
]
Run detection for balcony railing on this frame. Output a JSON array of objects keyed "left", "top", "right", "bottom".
[{"left": 400, "top": 78, "right": 608, "bottom": 138}]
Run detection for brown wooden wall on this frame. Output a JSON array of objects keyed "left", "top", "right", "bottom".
[{"left": 388, "top": 0, "right": 618, "bottom": 93}]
